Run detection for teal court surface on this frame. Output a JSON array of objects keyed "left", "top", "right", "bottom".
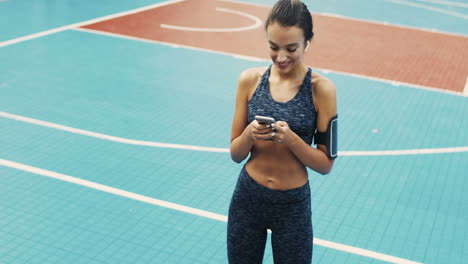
[{"left": 1, "top": 0, "right": 467, "bottom": 263}]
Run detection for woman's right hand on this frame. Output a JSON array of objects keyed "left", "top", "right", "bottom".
[{"left": 249, "top": 120, "right": 274, "bottom": 142}]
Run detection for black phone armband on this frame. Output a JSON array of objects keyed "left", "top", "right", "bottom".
[{"left": 314, "top": 114, "right": 338, "bottom": 160}]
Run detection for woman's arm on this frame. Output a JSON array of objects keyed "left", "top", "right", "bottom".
[
  {"left": 230, "top": 70, "right": 254, "bottom": 163},
  {"left": 230, "top": 69, "right": 269, "bottom": 163},
  {"left": 230, "top": 68, "right": 274, "bottom": 163},
  {"left": 273, "top": 77, "right": 337, "bottom": 174}
]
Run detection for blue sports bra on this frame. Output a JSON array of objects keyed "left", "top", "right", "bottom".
[{"left": 248, "top": 65, "right": 317, "bottom": 145}]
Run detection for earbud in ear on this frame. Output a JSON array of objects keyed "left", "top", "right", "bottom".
[{"left": 305, "top": 41, "right": 310, "bottom": 51}]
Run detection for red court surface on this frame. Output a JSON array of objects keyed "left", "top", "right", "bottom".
[{"left": 82, "top": 0, "right": 468, "bottom": 94}]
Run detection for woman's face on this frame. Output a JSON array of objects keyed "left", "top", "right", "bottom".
[{"left": 266, "top": 22, "right": 307, "bottom": 73}]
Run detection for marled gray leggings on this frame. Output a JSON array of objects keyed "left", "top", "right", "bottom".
[{"left": 227, "top": 166, "right": 313, "bottom": 263}]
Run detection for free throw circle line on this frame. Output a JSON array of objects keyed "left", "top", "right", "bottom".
[{"left": 160, "top": 7, "right": 262, "bottom": 32}]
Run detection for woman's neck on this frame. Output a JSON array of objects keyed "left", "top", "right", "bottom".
[{"left": 272, "top": 62, "right": 308, "bottom": 81}]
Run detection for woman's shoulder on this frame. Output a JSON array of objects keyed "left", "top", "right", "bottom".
[
  {"left": 237, "top": 66, "right": 269, "bottom": 99},
  {"left": 311, "top": 71, "right": 336, "bottom": 97},
  {"left": 238, "top": 66, "right": 269, "bottom": 86},
  {"left": 311, "top": 71, "right": 337, "bottom": 112}
]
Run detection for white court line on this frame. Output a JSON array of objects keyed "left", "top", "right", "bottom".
[
  {"left": 2, "top": 111, "right": 467, "bottom": 156},
  {"left": 315, "top": 68, "right": 464, "bottom": 97},
  {"left": 0, "top": 159, "right": 227, "bottom": 222},
  {"left": 161, "top": 7, "right": 262, "bottom": 32},
  {"left": 0, "top": 112, "right": 228, "bottom": 153},
  {"left": 0, "top": 0, "right": 185, "bottom": 48},
  {"left": 414, "top": 0, "right": 468, "bottom": 8},
  {"left": 464, "top": 76, "right": 468, "bottom": 97},
  {"left": 341, "top": 147, "right": 468, "bottom": 156},
  {"left": 75, "top": 27, "right": 465, "bottom": 97},
  {"left": 385, "top": 0, "right": 468, "bottom": 19},
  {"left": 0, "top": 158, "right": 424, "bottom": 264}
]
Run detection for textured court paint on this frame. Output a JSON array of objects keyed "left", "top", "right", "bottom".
[{"left": 82, "top": 0, "right": 468, "bottom": 93}]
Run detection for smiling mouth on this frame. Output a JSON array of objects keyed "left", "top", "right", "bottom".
[{"left": 277, "top": 61, "right": 290, "bottom": 69}]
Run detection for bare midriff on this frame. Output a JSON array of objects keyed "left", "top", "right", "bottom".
[{"left": 245, "top": 140, "right": 308, "bottom": 190}]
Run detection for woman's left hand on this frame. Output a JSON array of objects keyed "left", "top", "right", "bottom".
[{"left": 270, "top": 121, "right": 296, "bottom": 144}]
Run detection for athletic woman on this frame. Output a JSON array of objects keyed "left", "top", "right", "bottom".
[{"left": 227, "top": 0, "right": 338, "bottom": 263}]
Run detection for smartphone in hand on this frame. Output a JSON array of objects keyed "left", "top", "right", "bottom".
[{"left": 255, "top": 115, "right": 275, "bottom": 125}]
